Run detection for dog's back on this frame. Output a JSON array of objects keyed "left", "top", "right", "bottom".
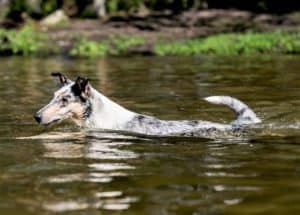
[{"left": 124, "top": 96, "right": 260, "bottom": 136}]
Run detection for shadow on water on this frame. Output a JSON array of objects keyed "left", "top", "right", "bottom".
[{"left": 0, "top": 55, "right": 300, "bottom": 214}]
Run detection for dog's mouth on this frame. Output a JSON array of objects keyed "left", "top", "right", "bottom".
[
  {"left": 38, "top": 118, "right": 62, "bottom": 126},
  {"left": 45, "top": 119, "right": 61, "bottom": 126},
  {"left": 39, "top": 113, "right": 73, "bottom": 126},
  {"left": 38, "top": 119, "right": 61, "bottom": 126}
]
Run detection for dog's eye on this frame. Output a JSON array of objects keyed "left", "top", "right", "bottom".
[{"left": 62, "top": 97, "right": 69, "bottom": 103}]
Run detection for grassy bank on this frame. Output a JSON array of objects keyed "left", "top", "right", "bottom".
[
  {"left": 155, "top": 32, "right": 300, "bottom": 56},
  {"left": 0, "top": 26, "right": 299, "bottom": 57},
  {"left": 70, "top": 35, "right": 145, "bottom": 57},
  {"left": 0, "top": 26, "right": 47, "bottom": 55},
  {"left": 70, "top": 31, "right": 300, "bottom": 57}
]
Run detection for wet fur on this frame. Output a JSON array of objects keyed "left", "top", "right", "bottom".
[
  {"left": 124, "top": 115, "right": 232, "bottom": 136},
  {"left": 35, "top": 74, "right": 261, "bottom": 137}
]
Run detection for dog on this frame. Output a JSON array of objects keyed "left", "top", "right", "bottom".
[{"left": 34, "top": 73, "right": 261, "bottom": 137}]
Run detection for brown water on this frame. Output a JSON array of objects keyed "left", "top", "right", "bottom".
[{"left": 0, "top": 55, "right": 300, "bottom": 215}]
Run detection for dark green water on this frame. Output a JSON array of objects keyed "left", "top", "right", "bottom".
[{"left": 0, "top": 56, "right": 300, "bottom": 215}]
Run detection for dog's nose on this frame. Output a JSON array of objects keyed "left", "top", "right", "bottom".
[{"left": 34, "top": 113, "right": 41, "bottom": 123}]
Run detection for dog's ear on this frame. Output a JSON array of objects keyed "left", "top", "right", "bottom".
[
  {"left": 72, "top": 76, "right": 91, "bottom": 99},
  {"left": 51, "top": 72, "right": 71, "bottom": 86}
]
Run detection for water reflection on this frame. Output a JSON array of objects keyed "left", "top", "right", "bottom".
[
  {"left": 36, "top": 131, "right": 139, "bottom": 212},
  {"left": 43, "top": 194, "right": 138, "bottom": 212},
  {"left": 41, "top": 134, "right": 138, "bottom": 160}
]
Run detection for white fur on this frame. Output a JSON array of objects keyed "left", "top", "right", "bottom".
[
  {"left": 204, "top": 96, "right": 261, "bottom": 124},
  {"left": 36, "top": 79, "right": 261, "bottom": 137},
  {"left": 83, "top": 87, "right": 136, "bottom": 130}
]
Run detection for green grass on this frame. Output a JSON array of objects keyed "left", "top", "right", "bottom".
[
  {"left": 70, "top": 35, "right": 145, "bottom": 58},
  {"left": 70, "top": 38, "right": 109, "bottom": 58},
  {"left": 0, "top": 26, "right": 47, "bottom": 55},
  {"left": 154, "top": 32, "right": 300, "bottom": 56},
  {"left": 0, "top": 27, "right": 299, "bottom": 57},
  {"left": 110, "top": 35, "right": 145, "bottom": 55}
]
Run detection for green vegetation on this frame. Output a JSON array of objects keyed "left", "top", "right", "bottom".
[
  {"left": 109, "top": 35, "right": 145, "bottom": 55},
  {"left": 0, "top": 26, "right": 299, "bottom": 57},
  {"left": 154, "top": 32, "right": 300, "bottom": 56},
  {"left": 71, "top": 32, "right": 300, "bottom": 57},
  {"left": 70, "top": 35, "right": 145, "bottom": 58},
  {"left": 70, "top": 39, "right": 109, "bottom": 58},
  {"left": 0, "top": 26, "right": 47, "bottom": 55},
  {"left": 105, "top": 0, "right": 201, "bottom": 13}
]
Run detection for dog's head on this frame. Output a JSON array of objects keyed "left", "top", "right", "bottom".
[{"left": 34, "top": 73, "right": 92, "bottom": 126}]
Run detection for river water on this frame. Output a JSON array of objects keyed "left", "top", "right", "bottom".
[{"left": 0, "top": 55, "right": 300, "bottom": 215}]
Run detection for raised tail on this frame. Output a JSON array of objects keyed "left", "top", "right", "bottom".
[{"left": 204, "top": 96, "right": 261, "bottom": 125}]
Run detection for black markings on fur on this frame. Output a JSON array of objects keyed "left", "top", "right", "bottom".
[
  {"left": 71, "top": 83, "right": 86, "bottom": 102},
  {"left": 83, "top": 102, "right": 92, "bottom": 119},
  {"left": 188, "top": 120, "right": 199, "bottom": 126},
  {"left": 207, "top": 127, "right": 217, "bottom": 132},
  {"left": 238, "top": 107, "right": 246, "bottom": 116},
  {"left": 138, "top": 115, "right": 158, "bottom": 126},
  {"left": 124, "top": 114, "right": 234, "bottom": 137},
  {"left": 71, "top": 83, "right": 81, "bottom": 96},
  {"left": 130, "top": 115, "right": 163, "bottom": 128},
  {"left": 71, "top": 77, "right": 89, "bottom": 102},
  {"left": 51, "top": 72, "right": 70, "bottom": 85},
  {"left": 137, "top": 115, "right": 145, "bottom": 121}
]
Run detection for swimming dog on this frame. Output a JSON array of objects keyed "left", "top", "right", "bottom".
[{"left": 34, "top": 73, "right": 261, "bottom": 136}]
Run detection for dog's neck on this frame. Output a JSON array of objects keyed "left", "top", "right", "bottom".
[{"left": 82, "top": 87, "right": 136, "bottom": 130}]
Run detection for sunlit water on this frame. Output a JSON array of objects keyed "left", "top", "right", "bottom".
[{"left": 0, "top": 55, "right": 300, "bottom": 215}]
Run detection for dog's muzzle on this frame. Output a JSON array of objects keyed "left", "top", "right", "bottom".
[{"left": 34, "top": 113, "right": 42, "bottom": 124}]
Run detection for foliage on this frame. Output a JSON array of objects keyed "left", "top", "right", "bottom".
[
  {"left": 3, "top": 0, "right": 298, "bottom": 20},
  {"left": 41, "top": 0, "right": 61, "bottom": 15},
  {"left": 110, "top": 35, "right": 145, "bottom": 55},
  {"left": 70, "top": 38, "right": 109, "bottom": 58},
  {"left": 70, "top": 35, "right": 145, "bottom": 57},
  {"left": 107, "top": 0, "right": 144, "bottom": 13},
  {"left": 106, "top": 0, "right": 199, "bottom": 13},
  {"left": 154, "top": 32, "right": 300, "bottom": 56},
  {"left": 0, "top": 26, "right": 47, "bottom": 55},
  {"left": 0, "top": 27, "right": 299, "bottom": 57}
]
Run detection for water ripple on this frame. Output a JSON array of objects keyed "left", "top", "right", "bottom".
[{"left": 43, "top": 193, "right": 139, "bottom": 212}]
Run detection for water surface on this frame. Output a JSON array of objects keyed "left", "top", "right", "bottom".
[{"left": 0, "top": 55, "right": 300, "bottom": 215}]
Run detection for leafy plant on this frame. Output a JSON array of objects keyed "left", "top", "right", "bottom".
[
  {"left": 110, "top": 35, "right": 145, "bottom": 55},
  {"left": 0, "top": 26, "right": 47, "bottom": 55},
  {"left": 70, "top": 38, "right": 109, "bottom": 58},
  {"left": 70, "top": 35, "right": 145, "bottom": 57}
]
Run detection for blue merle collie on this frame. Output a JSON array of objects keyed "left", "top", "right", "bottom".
[{"left": 34, "top": 73, "right": 261, "bottom": 137}]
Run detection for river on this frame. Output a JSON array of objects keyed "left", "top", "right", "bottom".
[{"left": 0, "top": 55, "right": 300, "bottom": 215}]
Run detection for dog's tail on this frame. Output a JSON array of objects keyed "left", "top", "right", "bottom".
[{"left": 204, "top": 96, "right": 261, "bottom": 125}]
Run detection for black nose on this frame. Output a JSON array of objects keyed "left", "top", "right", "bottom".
[{"left": 34, "top": 113, "right": 41, "bottom": 123}]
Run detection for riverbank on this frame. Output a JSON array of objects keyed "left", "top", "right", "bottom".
[{"left": 0, "top": 9, "right": 299, "bottom": 57}]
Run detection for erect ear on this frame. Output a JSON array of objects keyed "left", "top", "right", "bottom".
[
  {"left": 71, "top": 76, "right": 91, "bottom": 99},
  {"left": 51, "top": 72, "right": 72, "bottom": 86}
]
